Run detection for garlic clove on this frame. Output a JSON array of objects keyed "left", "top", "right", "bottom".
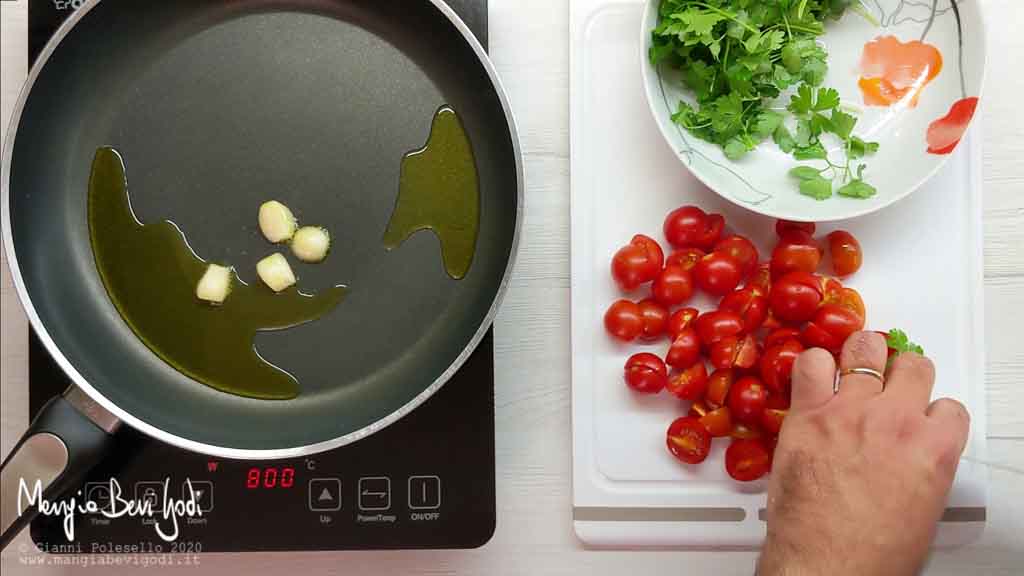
[
  {"left": 258, "top": 200, "right": 298, "bottom": 243},
  {"left": 291, "top": 226, "right": 331, "bottom": 263},
  {"left": 256, "top": 253, "right": 297, "bottom": 292},
  {"left": 196, "top": 264, "right": 233, "bottom": 304}
]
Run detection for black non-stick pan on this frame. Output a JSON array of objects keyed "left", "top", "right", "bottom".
[{"left": 0, "top": 0, "right": 521, "bottom": 546}]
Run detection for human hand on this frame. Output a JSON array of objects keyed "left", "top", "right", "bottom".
[{"left": 756, "top": 331, "right": 970, "bottom": 576}]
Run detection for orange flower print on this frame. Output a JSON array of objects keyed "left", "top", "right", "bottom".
[
  {"left": 858, "top": 36, "right": 943, "bottom": 108},
  {"left": 926, "top": 97, "right": 979, "bottom": 155}
]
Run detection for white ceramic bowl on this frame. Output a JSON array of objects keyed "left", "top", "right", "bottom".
[{"left": 641, "top": 0, "right": 986, "bottom": 222}]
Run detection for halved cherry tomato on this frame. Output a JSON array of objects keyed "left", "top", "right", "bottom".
[
  {"left": 666, "top": 247, "right": 706, "bottom": 271},
  {"left": 688, "top": 400, "right": 711, "bottom": 418},
  {"left": 775, "top": 220, "right": 816, "bottom": 237},
  {"left": 764, "top": 327, "right": 802, "bottom": 349},
  {"left": 714, "top": 235, "right": 759, "bottom": 277},
  {"left": 666, "top": 307, "right": 700, "bottom": 340},
  {"left": 709, "top": 334, "right": 760, "bottom": 370},
  {"left": 624, "top": 352, "right": 668, "bottom": 393},
  {"left": 760, "top": 310, "right": 784, "bottom": 331},
  {"left": 801, "top": 304, "right": 865, "bottom": 352},
  {"left": 761, "top": 394, "right": 790, "bottom": 435},
  {"left": 694, "top": 252, "right": 745, "bottom": 296},
  {"left": 818, "top": 276, "right": 844, "bottom": 305},
  {"left": 699, "top": 406, "right": 733, "bottom": 437},
  {"left": 760, "top": 338, "right": 804, "bottom": 393},
  {"left": 728, "top": 376, "right": 768, "bottom": 425},
  {"left": 637, "top": 298, "right": 669, "bottom": 341},
  {"left": 666, "top": 417, "right": 712, "bottom": 465},
  {"left": 663, "top": 206, "right": 724, "bottom": 250},
  {"left": 834, "top": 287, "right": 867, "bottom": 320},
  {"left": 730, "top": 422, "right": 765, "bottom": 440},
  {"left": 695, "top": 310, "right": 745, "bottom": 345},
  {"left": 705, "top": 368, "right": 735, "bottom": 407},
  {"left": 719, "top": 286, "right": 769, "bottom": 332},
  {"left": 611, "top": 234, "right": 664, "bottom": 291},
  {"left": 761, "top": 409, "right": 787, "bottom": 436},
  {"left": 770, "top": 272, "right": 823, "bottom": 323},
  {"left": 604, "top": 299, "right": 644, "bottom": 341},
  {"left": 666, "top": 328, "right": 701, "bottom": 369},
  {"left": 827, "top": 230, "right": 863, "bottom": 277},
  {"left": 747, "top": 262, "right": 772, "bottom": 295},
  {"left": 666, "top": 362, "right": 709, "bottom": 400},
  {"left": 770, "top": 230, "right": 822, "bottom": 280},
  {"left": 652, "top": 265, "right": 695, "bottom": 307},
  {"left": 725, "top": 438, "right": 771, "bottom": 481}
]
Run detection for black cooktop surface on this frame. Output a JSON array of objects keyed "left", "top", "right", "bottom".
[{"left": 27, "top": 0, "right": 495, "bottom": 552}]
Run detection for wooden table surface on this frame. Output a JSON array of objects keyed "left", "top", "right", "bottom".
[{"left": 2, "top": 0, "right": 1021, "bottom": 574}]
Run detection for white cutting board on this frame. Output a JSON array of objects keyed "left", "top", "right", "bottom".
[{"left": 569, "top": 0, "right": 988, "bottom": 548}]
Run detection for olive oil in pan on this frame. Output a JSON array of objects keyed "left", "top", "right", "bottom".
[
  {"left": 88, "top": 147, "right": 346, "bottom": 400},
  {"left": 383, "top": 106, "right": 480, "bottom": 280}
]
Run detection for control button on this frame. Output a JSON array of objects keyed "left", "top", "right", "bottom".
[
  {"left": 84, "top": 481, "right": 112, "bottom": 513},
  {"left": 181, "top": 480, "right": 214, "bottom": 512},
  {"left": 408, "top": 476, "right": 441, "bottom": 510},
  {"left": 308, "top": 478, "right": 342, "bottom": 512},
  {"left": 135, "top": 481, "right": 164, "bottom": 510},
  {"left": 358, "top": 477, "right": 391, "bottom": 511}
]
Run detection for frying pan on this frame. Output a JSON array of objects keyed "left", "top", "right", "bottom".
[{"left": 0, "top": 0, "right": 521, "bottom": 546}]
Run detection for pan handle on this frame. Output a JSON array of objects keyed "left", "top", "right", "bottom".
[{"left": 0, "top": 387, "right": 120, "bottom": 550}]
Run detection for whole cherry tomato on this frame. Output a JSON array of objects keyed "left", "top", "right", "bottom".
[
  {"left": 666, "top": 247, "right": 706, "bottom": 271},
  {"left": 714, "top": 235, "right": 759, "bottom": 277},
  {"left": 709, "top": 334, "right": 760, "bottom": 370},
  {"left": 624, "top": 353, "right": 668, "bottom": 393},
  {"left": 770, "top": 230, "right": 822, "bottom": 280},
  {"left": 666, "top": 417, "right": 712, "bottom": 465},
  {"left": 700, "top": 406, "right": 733, "bottom": 437},
  {"left": 652, "top": 264, "right": 695, "bottom": 307},
  {"left": 827, "top": 230, "right": 863, "bottom": 277},
  {"left": 663, "top": 206, "right": 725, "bottom": 250},
  {"left": 760, "top": 338, "right": 804, "bottom": 393},
  {"left": 694, "top": 252, "right": 745, "bottom": 296},
  {"left": 666, "top": 307, "right": 700, "bottom": 340},
  {"left": 747, "top": 262, "right": 772, "bottom": 295},
  {"left": 801, "top": 304, "right": 865, "bottom": 352},
  {"left": 705, "top": 368, "right": 735, "bottom": 408},
  {"left": 666, "top": 328, "right": 701, "bottom": 369},
  {"left": 637, "top": 298, "right": 669, "bottom": 341},
  {"left": 728, "top": 376, "right": 769, "bottom": 425},
  {"left": 611, "top": 234, "right": 664, "bottom": 291},
  {"left": 666, "top": 361, "right": 709, "bottom": 400},
  {"left": 761, "top": 394, "right": 790, "bottom": 435},
  {"left": 695, "top": 310, "right": 745, "bottom": 345},
  {"left": 770, "top": 272, "right": 823, "bottom": 323},
  {"left": 775, "top": 219, "right": 816, "bottom": 237},
  {"left": 725, "top": 438, "right": 771, "bottom": 481},
  {"left": 604, "top": 299, "right": 644, "bottom": 341},
  {"left": 719, "top": 286, "right": 768, "bottom": 333},
  {"left": 764, "top": 327, "right": 802, "bottom": 349}
]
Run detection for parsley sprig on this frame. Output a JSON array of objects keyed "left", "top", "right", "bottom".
[{"left": 652, "top": 0, "right": 880, "bottom": 200}]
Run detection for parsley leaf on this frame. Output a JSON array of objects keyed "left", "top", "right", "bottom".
[
  {"left": 886, "top": 329, "right": 925, "bottom": 357},
  {"left": 837, "top": 179, "right": 877, "bottom": 198},
  {"left": 799, "top": 175, "right": 833, "bottom": 200}
]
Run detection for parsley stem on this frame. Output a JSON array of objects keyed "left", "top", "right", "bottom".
[{"left": 688, "top": 2, "right": 760, "bottom": 35}]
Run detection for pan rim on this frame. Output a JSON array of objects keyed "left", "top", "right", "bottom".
[{"left": 1, "top": 0, "right": 523, "bottom": 459}]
